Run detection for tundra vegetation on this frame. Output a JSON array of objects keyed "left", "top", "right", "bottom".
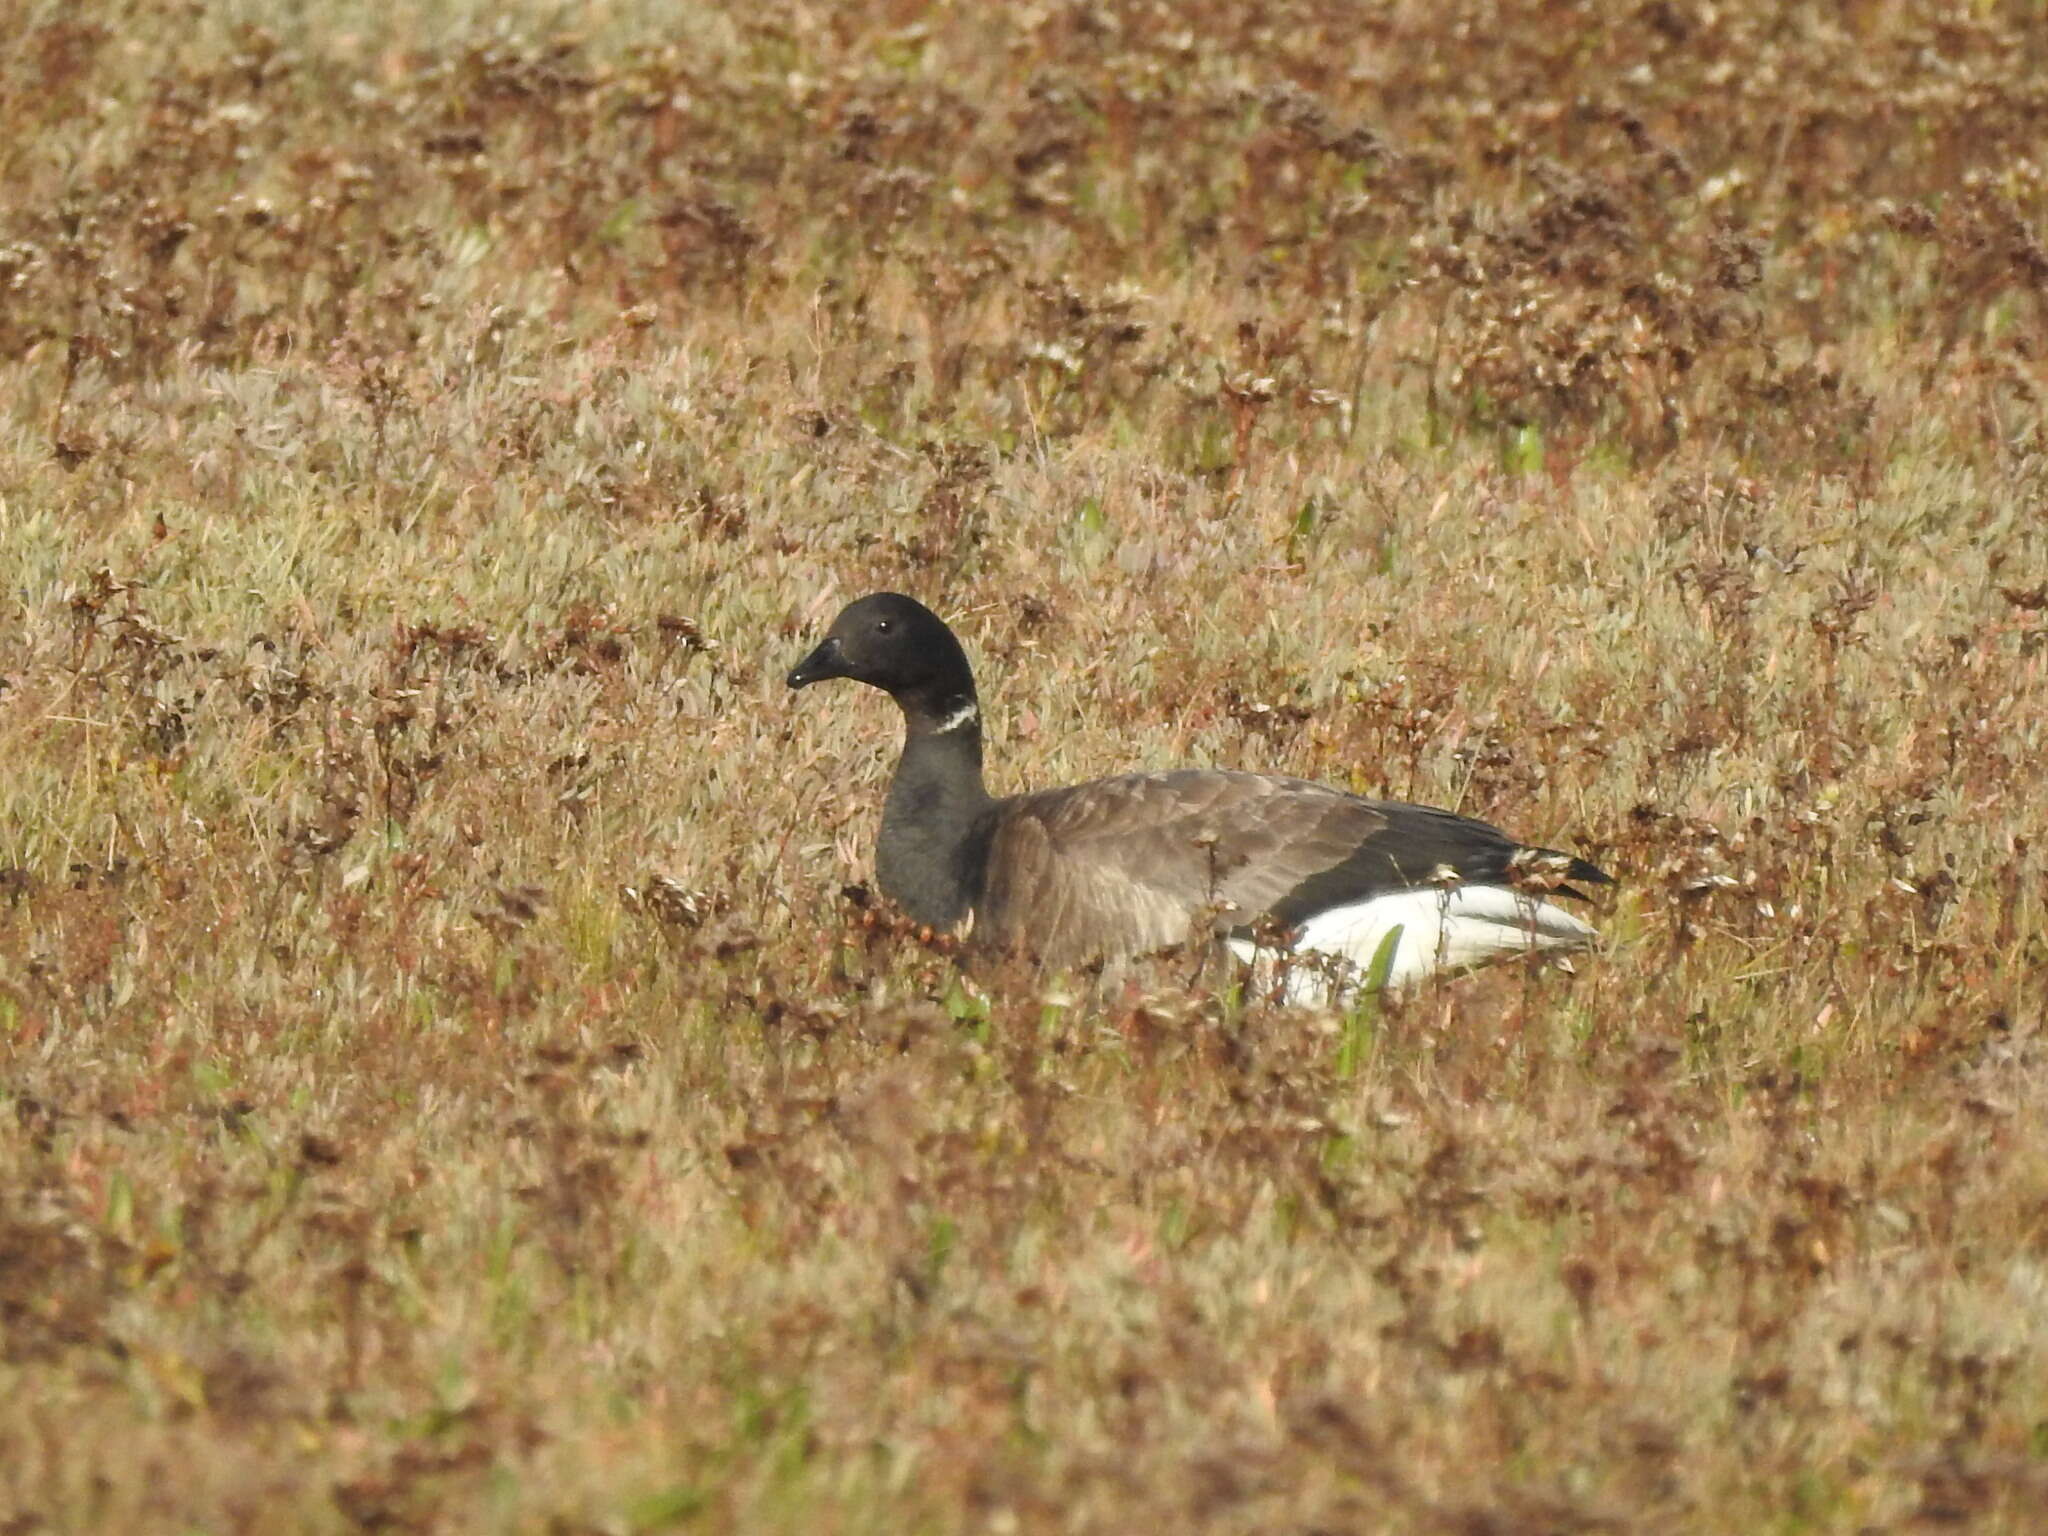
[{"left": 4, "top": 1, "right": 2048, "bottom": 1530}]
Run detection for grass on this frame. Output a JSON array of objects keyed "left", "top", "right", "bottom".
[{"left": 5, "top": 0, "right": 2048, "bottom": 1529}]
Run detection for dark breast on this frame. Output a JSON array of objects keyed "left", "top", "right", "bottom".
[{"left": 877, "top": 789, "right": 997, "bottom": 931}]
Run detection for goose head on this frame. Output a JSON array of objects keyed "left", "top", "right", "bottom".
[{"left": 787, "top": 593, "right": 977, "bottom": 727}]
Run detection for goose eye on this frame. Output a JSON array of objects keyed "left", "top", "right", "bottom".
[{"left": 876, "top": 619, "right": 893, "bottom": 634}]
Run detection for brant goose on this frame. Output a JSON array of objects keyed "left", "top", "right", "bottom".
[{"left": 787, "top": 593, "right": 1611, "bottom": 999}]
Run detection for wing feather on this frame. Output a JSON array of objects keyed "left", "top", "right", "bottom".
[
  {"left": 977, "top": 771, "right": 1389, "bottom": 965},
  {"left": 972, "top": 769, "right": 1606, "bottom": 971}
]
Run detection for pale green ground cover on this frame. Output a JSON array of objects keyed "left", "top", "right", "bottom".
[{"left": 4, "top": 0, "right": 2048, "bottom": 1529}]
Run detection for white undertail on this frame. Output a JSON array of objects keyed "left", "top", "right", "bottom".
[{"left": 1226, "top": 885, "right": 1596, "bottom": 1005}]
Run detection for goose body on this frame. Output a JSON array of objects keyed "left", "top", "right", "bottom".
[{"left": 788, "top": 594, "right": 1610, "bottom": 1000}]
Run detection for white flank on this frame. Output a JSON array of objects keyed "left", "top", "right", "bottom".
[
  {"left": 1226, "top": 885, "right": 1597, "bottom": 1005},
  {"left": 932, "top": 701, "right": 980, "bottom": 734}
]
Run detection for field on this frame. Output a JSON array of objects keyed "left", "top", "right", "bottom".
[{"left": 5, "top": 0, "right": 2048, "bottom": 1529}]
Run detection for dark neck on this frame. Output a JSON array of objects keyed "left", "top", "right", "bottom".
[{"left": 876, "top": 687, "right": 993, "bottom": 930}]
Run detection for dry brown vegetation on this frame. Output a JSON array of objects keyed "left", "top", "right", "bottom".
[{"left": 4, "top": 0, "right": 2048, "bottom": 1529}]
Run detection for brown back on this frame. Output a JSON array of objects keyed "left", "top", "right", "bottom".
[{"left": 975, "top": 770, "right": 1390, "bottom": 965}]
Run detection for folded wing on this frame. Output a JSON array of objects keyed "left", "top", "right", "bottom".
[{"left": 976, "top": 770, "right": 1606, "bottom": 970}]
